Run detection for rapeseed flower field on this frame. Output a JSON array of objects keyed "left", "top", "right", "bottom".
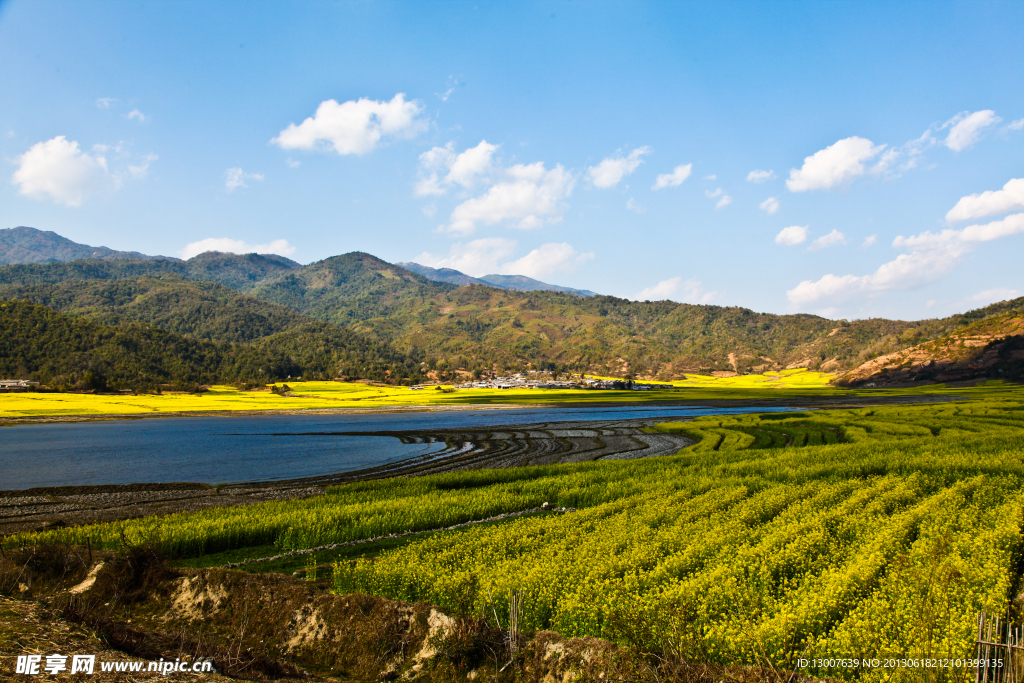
[
  {"left": 0, "top": 370, "right": 837, "bottom": 419},
  {"left": 9, "top": 381, "right": 1023, "bottom": 681}
]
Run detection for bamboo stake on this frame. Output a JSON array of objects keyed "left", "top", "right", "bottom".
[
  {"left": 993, "top": 617, "right": 997, "bottom": 683},
  {"left": 985, "top": 617, "right": 993, "bottom": 683},
  {"left": 979, "top": 611, "right": 987, "bottom": 683}
]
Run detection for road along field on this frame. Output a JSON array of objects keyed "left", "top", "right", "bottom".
[{"left": 6, "top": 381, "right": 1023, "bottom": 681}]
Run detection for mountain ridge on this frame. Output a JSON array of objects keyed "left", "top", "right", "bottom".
[
  {"left": 2, "top": 229, "right": 1023, "bottom": 383},
  {"left": 834, "top": 305, "right": 1024, "bottom": 386},
  {"left": 0, "top": 226, "right": 173, "bottom": 265},
  {"left": 399, "top": 262, "right": 598, "bottom": 297}
]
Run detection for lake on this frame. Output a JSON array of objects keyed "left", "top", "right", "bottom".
[{"left": 0, "top": 404, "right": 794, "bottom": 489}]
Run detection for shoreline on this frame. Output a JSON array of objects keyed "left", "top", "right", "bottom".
[
  {"left": 0, "top": 392, "right": 961, "bottom": 538},
  {"left": 0, "top": 401, "right": 548, "bottom": 427},
  {"left": 0, "top": 391, "right": 958, "bottom": 427}
]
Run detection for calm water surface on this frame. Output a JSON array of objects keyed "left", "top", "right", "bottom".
[{"left": 0, "top": 405, "right": 793, "bottom": 489}]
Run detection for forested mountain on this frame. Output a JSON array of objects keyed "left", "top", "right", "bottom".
[
  {"left": 250, "top": 252, "right": 454, "bottom": 327},
  {"left": 0, "top": 276, "right": 312, "bottom": 343},
  {"left": 0, "top": 299, "right": 294, "bottom": 390},
  {"left": 0, "top": 298, "right": 426, "bottom": 390},
  {"left": 2, "top": 233, "right": 1022, "bottom": 383},
  {"left": 247, "top": 253, "right": 1020, "bottom": 378},
  {"left": 0, "top": 226, "right": 168, "bottom": 265},
  {"left": 0, "top": 250, "right": 299, "bottom": 292},
  {"left": 397, "top": 262, "right": 494, "bottom": 287},
  {"left": 399, "top": 261, "right": 598, "bottom": 297},
  {"left": 477, "top": 273, "right": 597, "bottom": 297}
]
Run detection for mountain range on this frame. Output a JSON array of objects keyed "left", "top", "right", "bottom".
[
  {"left": 0, "top": 226, "right": 172, "bottom": 265},
  {"left": 398, "top": 262, "right": 598, "bottom": 297},
  {"left": 0, "top": 227, "right": 590, "bottom": 296},
  {"left": 1, "top": 226, "right": 1021, "bottom": 389}
]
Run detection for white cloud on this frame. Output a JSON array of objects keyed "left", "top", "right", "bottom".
[
  {"left": 414, "top": 237, "right": 517, "bottom": 275},
  {"left": 11, "top": 136, "right": 113, "bottom": 206},
  {"left": 414, "top": 173, "right": 447, "bottom": 197},
  {"left": 1009, "top": 119, "right": 1024, "bottom": 131},
  {"left": 634, "top": 276, "right": 717, "bottom": 304},
  {"left": 759, "top": 196, "right": 780, "bottom": 215},
  {"left": 588, "top": 147, "right": 649, "bottom": 188},
  {"left": 946, "top": 177, "right": 1024, "bottom": 223},
  {"left": 807, "top": 229, "right": 846, "bottom": 251},
  {"left": 705, "top": 187, "right": 731, "bottom": 208},
  {"left": 415, "top": 238, "right": 592, "bottom": 279},
  {"left": 180, "top": 238, "right": 296, "bottom": 259},
  {"left": 271, "top": 93, "right": 426, "bottom": 155},
  {"left": 447, "top": 140, "right": 497, "bottom": 188},
  {"left": 443, "top": 162, "right": 575, "bottom": 236},
  {"left": 895, "top": 213, "right": 1024, "bottom": 249},
  {"left": 127, "top": 153, "right": 158, "bottom": 180},
  {"left": 780, "top": 111, "right": 1003, "bottom": 195},
  {"left": 126, "top": 109, "right": 147, "bottom": 123},
  {"left": 414, "top": 140, "right": 497, "bottom": 196},
  {"left": 436, "top": 75, "right": 463, "bottom": 102},
  {"left": 943, "top": 110, "right": 1000, "bottom": 151},
  {"left": 786, "top": 213, "right": 1024, "bottom": 308},
  {"left": 703, "top": 174, "right": 717, "bottom": 180},
  {"left": 775, "top": 225, "right": 808, "bottom": 246},
  {"left": 970, "top": 287, "right": 1021, "bottom": 305},
  {"left": 224, "top": 167, "right": 264, "bottom": 192},
  {"left": 500, "top": 242, "right": 594, "bottom": 279},
  {"left": 862, "top": 234, "right": 877, "bottom": 248},
  {"left": 419, "top": 143, "right": 456, "bottom": 169},
  {"left": 786, "top": 136, "right": 886, "bottom": 192},
  {"left": 747, "top": 169, "right": 775, "bottom": 183},
  {"left": 416, "top": 140, "right": 497, "bottom": 197},
  {"left": 652, "top": 164, "right": 693, "bottom": 190},
  {"left": 415, "top": 143, "right": 456, "bottom": 196},
  {"left": 286, "top": 158, "right": 301, "bottom": 168},
  {"left": 626, "top": 198, "right": 644, "bottom": 213},
  {"left": 95, "top": 97, "right": 118, "bottom": 109},
  {"left": 421, "top": 203, "right": 437, "bottom": 217}
]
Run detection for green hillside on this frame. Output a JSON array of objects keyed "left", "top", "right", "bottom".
[
  {"left": 2, "top": 248, "right": 1022, "bottom": 381},
  {"left": 0, "top": 299, "right": 425, "bottom": 390},
  {"left": 834, "top": 304, "right": 1024, "bottom": 386},
  {"left": 251, "top": 252, "right": 455, "bottom": 325},
  {"left": 0, "top": 251, "right": 299, "bottom": 292},
  {"left": 0, "top": 299, "right": 294, "bottom": 391},
  {"left": 251, "top": 254, "right": 1021, "bottom": 378},
  {"left": 0, "top": 225, "right": 165, "bottom": 264},
  {"left": 0, "top": 276, "right": 312, "bottom": 343}
]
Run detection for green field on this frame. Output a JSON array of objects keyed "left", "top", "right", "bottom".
[{"left": 8, "top": 381, "right": 1024, "bottom": 681}]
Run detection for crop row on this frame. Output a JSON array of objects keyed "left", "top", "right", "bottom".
[{"left": 9, "top": 392, "right": 1024, "bottom": 680}]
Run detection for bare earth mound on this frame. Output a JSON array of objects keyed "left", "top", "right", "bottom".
[{"left": 1, "top": 546, "right": 823, "bottom": 682}]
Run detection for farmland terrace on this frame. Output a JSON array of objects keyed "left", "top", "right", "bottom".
[
  {"left": 0, "top": 417, "right": 693, "bottom": 535},
  {"left": 0, "top": 390, "right": 956, "bottom": 536}
]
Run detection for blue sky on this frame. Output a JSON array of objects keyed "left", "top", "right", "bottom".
[{"left": 1, "top": 0, "right": 1023, "bottom": 321}]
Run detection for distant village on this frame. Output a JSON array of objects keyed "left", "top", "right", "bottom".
[
  {"left": 0, "top": 379, "right": 40, "bottom": 392},
  {"left": 410, "top": 372, "right": 677, "bottom": 392}
]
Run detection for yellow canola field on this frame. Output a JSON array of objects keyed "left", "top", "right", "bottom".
[
  {"left": 587, "top": 367, "right": 835, "bottom": 388},
  {"left": 0, "top": 370, "right": 837, "bottom": 419}
]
